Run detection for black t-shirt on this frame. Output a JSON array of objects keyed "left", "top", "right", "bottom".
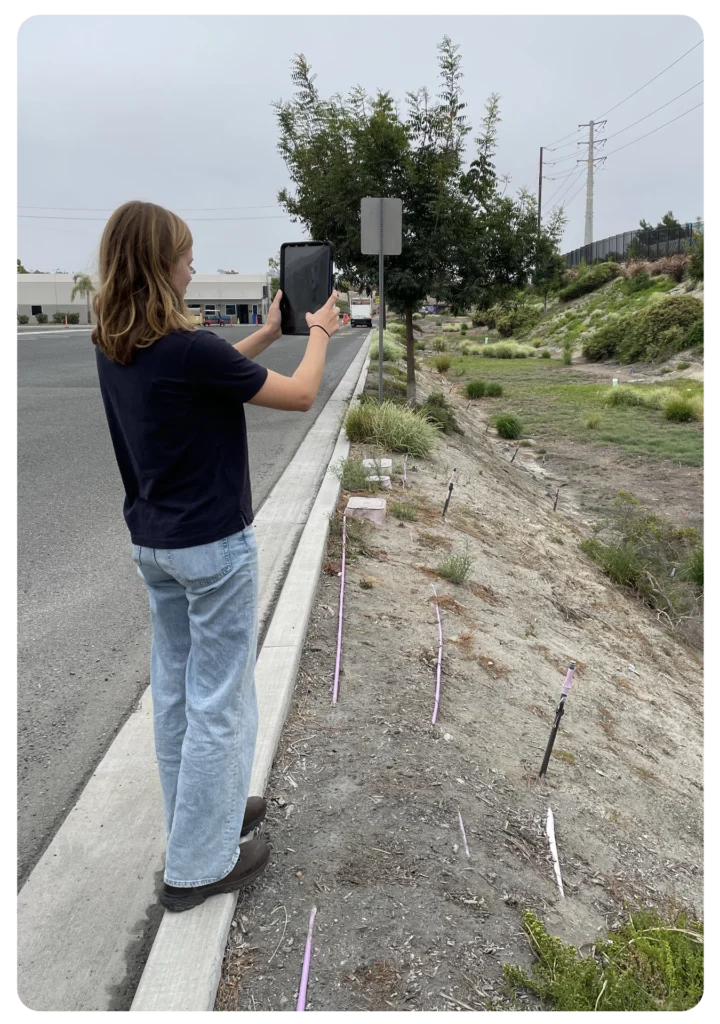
[{"left": 96, "top": 329, "right": 268, "bottom": 549}]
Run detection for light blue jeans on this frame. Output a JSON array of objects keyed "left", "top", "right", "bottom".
[{"left": 132, "top": 526, "right": 259, "bottom": 887}]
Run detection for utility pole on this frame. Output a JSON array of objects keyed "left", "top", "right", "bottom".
[
  {"left": 578, "top": 121, "right": 606, "bottom": 247},
  {"left": 537, "top": 146, "right": 543, "bottom": 233}
]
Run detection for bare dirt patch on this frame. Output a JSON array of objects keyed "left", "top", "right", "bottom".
[{"left": 216, "top": 364, "right": 703, "bottom": 1012}]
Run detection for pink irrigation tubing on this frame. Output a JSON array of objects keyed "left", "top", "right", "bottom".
[
  {"left": 430, "top": 584, "right": 443, "bottom": 725},
  {"left": 331, "top": 514, "right": 347, "bottom": 705},
  {"left": 458, "top": 811, "right": 470, "bottom": 858},
  {"left": 296, "top": 905, "right": 318, "bottom": 1011}
]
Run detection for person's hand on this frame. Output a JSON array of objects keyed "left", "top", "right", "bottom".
[
  {"left": 263, "top": 289, "right": 283, "bottom": 343},
  {"left": 306, "top": 291, "right": 340, "bottom": 338}
]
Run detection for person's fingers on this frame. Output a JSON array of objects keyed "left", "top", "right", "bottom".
[
  {"left": 272, "top": 289, "right": 282, "bottom": 305},
  {"left": 323, "top": 290, "right": 339, "bottom": 309}
]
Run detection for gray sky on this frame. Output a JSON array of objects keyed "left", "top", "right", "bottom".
[{"left": 17, "top": 14, "right": 703, "bottom": 274}]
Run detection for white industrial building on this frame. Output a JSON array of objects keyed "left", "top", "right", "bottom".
[{"left": 17, "top": 273, "right": 272, "bottom": 325}]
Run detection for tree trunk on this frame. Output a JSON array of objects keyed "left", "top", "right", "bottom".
[
  {"left": 86, "top": 293, "right": 91, "bottom": 324},
  {"left": 405, "top": 304, "right": 416, "bottom": 407}
]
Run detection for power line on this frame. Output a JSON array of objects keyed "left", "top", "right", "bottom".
[
  {"left": 603, "top": 101, "right": 703, "bottom": 158},
  {"left": 543, "top": 38, "right": 702, "bottom": 157},
  {"left": 561, "top": 176, "right": 592, "bottom": 211},
  {"left": 18, "top": 213, "right": 291, "bottom": 223},
  {"left": 18, "top": 203, "right": 281, "bottom": 212},
  {"left": 545, "top": 167, "right": 585, "bottom": 208},
  {"left": 603, "top": 81, "right": 703, "bottom": 141},
  {"left": 593, "top": 39, "right": 703, "bottom": 120},
  {"left": 545, "top": 126, "right": 585, "bottom": 149}
]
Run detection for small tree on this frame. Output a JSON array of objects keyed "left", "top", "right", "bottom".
[
  {"left": 70, "top": 273, "right": 95, "bottom": 325},
  {"left": 17, "top": 258, "right": 28, "bottom": 274},
  {"left": 274, "top": 38, "right": 560, "bottom": 403}
]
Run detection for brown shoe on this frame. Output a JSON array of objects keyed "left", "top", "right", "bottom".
[
  {"left": 159, "top": 838, "right": 270, "bottom": 912},
  {"left": 241, "top": 796, "right": 267, "bottom": 837}
]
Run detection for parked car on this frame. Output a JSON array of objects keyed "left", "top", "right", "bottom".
[{"left": 202, "top": 312, "right": 231, "bottom": 326}]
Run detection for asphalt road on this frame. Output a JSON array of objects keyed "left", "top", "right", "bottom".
[{"left": 17, "top": 321, "right": 368, "bottom": 887}]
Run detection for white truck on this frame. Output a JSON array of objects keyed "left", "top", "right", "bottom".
[{"left": 350, "top": 297, "right": 373, "bottom": 328}]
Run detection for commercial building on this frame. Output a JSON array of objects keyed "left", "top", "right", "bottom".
[{"left": 17, "top": 273, "right": 272, "bottom": 325}]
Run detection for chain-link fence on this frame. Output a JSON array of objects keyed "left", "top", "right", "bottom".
[{"left": 564, "top": 222, "right": 702, "bottom": 267}]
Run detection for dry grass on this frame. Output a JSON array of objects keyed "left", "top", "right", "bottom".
[{"left": 474, "top": 654, "right": 510, "bottom": 680}]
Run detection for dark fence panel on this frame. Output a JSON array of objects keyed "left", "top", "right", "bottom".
[{"left": 563, "top": 222, "right": 701, "bottom": 267}]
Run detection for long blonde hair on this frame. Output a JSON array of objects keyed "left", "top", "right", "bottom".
[{"left": 92, "top": 201, "right": 194, "bottom": 364}]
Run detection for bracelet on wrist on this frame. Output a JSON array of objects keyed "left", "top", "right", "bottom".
[{"left": 310, "top": 324, "right": 330, "bottom": 339}]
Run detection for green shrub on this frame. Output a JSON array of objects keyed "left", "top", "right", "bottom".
[
  {"left": 390, "top": 501, "right": 417, "bottom": 522},
  {"left": 432, "top": 355, "right": 451, "bottom": 374},
  {"left": 606, "top": 385, "right": 644, "bottom": 407},
  {"left": 684, "top": 318, "right": 703, "bottom": 349},
  {"left": 541, "top": 349, "right": 551, "bottom": 359},
  {"left": 333, "top": 457, "right": 373, "bottom": 492},
  {"left": 677, "top": 361, "right": 691, "bottom": 370},
  {"left": 422, "top": 391, "right": 459, "bottom": 433},
  {"left": 688, "top": 231, "right": 703, "bottom": 282},
  {"left": 369, "top": 335, "right": 404, "bottom": 361},
  {"left": 580, "top": 491, "right": 703, "bottom": 627},
  {"left": 493, "top": 413, "right": 522, "bottom": 439},
  {"left": 464, "top": 379, "right": 486, "bottom": 399},
  {"left": 562, "top": 343, "right": 572, "bottom": 366},
  {"left": 558, "top": 261, "right": 620, "bottom": 301},
  {"left": 582, "top": 318, "right": 627, "bottom": 361},
  {"left": 52, "top": 311, "right": 68, "bottom": 324},
  {"left": 415, "top": 339, "right": 427, "bottom": 351},
  {"left": 647, "top": 325, "right": 686, "bottom": 362},
  {"left": 67, "top": 312, "right": 80, "bottom": 325},
  {"left": 681, "top": 546, "right": 703, "bottom": 588},
  {"left": 664, "top": 395, "right": 700, "bottom": 422},
  {"left": 17, "top": 314, "right": 29, "bottom": 325},
  {"left": 35, "top": 312, "right": 49, "bottom": 324},
  {"left": 504, "top": 909, "right": 703, "bottom": 1012},
  {"left": 485, "top": 382, "right": 503, "bottom": 397},
  {"left": 495, "top": 303, "right": 542, "bottom": 338},
  {"left": 460, "top": 322, "right": 468, "bottom": 333},
  {"left": 620, "top": 270, "right": 653, "bottom": 294},
  {"left": 431, "top": 336, "right": 447, "bottom": 352},
  {"left": 344, "top": 399, "right": 440, "bottom": 457},
  {"left": 386, "top": 321, "right": 406, "bottom": 337},
  {"left": 616, "top": 295, "right": 704, "bottom": 364},
  {"left": 482, "top": 341, "right": 533, "bottom": 359},
  {"left": 437, "top": 552, "right": 473, "bottom": 584}
]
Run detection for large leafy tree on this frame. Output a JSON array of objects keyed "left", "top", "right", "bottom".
[{"left": 274, "top": 37, "right": 557, "bottom": 403}]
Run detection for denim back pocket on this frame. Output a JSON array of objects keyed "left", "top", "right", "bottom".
[{"left": 159, "top": 537, "right": 233, "bottom": 588}]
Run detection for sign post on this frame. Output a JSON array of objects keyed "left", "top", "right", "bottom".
[{"left": 361, "top": 197, "right": 402, "bottom": 403}]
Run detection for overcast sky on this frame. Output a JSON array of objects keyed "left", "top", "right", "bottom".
[{"left": 17, "top": 14, "right": 703, "bottom": 274}]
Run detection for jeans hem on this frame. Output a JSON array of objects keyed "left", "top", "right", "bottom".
[{"left": 164, "top": 843, "right": 241, "bottom": 888}]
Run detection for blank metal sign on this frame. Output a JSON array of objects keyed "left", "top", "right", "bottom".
[{"left": 360, "top": 197, "right": 403, "bottom": 255}]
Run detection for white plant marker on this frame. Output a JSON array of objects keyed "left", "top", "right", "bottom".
[{"left": 546, "top": 807, "right": 565, "bottom": 899}]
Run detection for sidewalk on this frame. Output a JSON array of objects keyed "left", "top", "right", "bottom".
[{"left": 17, "top": 333, "right": 372, "bottom": 1012}]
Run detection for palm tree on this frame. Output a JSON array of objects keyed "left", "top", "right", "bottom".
[{"left": 71, "top": 273, "right": 95, "bottom": 324}]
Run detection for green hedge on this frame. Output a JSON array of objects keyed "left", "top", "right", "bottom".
[
  {"left": 17, "top": 314, "right": 29, "bottom": 325},
  {"left": 582, "top": 295, "right": 704, "bottom": 363},
  {"left": 35, "top": 312, "right": 48, "bottom": 324},
  {"left": 558, "top": 261, "right": 621, "bottom": 302}
]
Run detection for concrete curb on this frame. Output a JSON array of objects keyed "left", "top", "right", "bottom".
[
  {"left": 129, "top": 338, "right": 371, "bottom": 1010},
  {"left": 17, "top": 334, "right": 370, "bottom": 1012}
]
